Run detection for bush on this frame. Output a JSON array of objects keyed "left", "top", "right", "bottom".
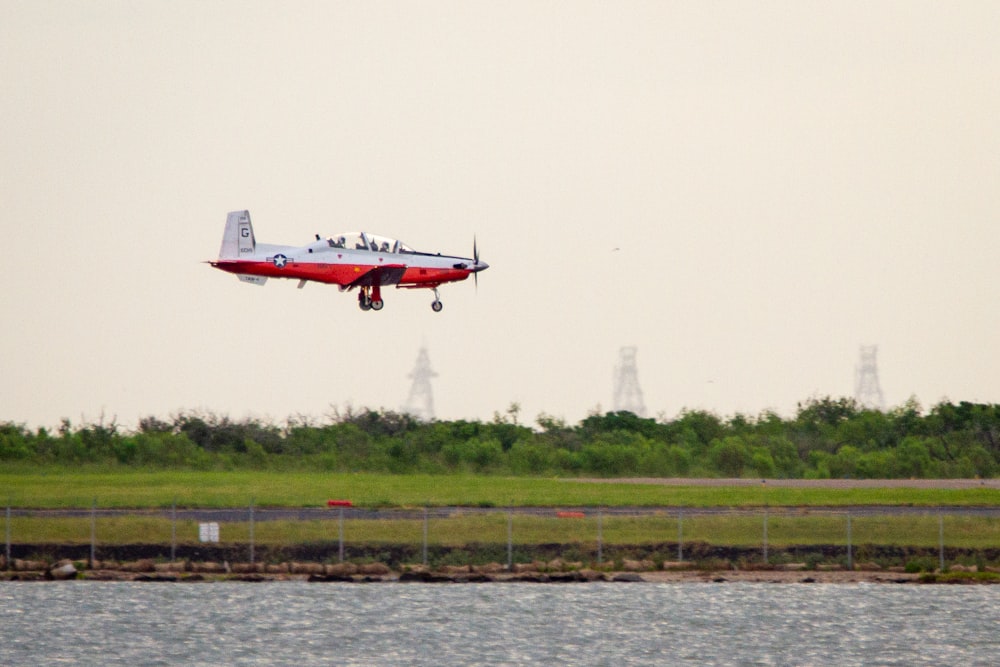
[{"left": 5, "top": 398, "right": 1000, "bottom": 477}]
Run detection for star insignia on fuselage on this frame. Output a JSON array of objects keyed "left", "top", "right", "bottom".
[{"left": 270, "top": 254, "right": 289, "bottom": 268}]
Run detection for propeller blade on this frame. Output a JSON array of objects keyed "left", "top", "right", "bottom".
[{"left": 473, "top": 236, "right": 479, "bottom": 290}]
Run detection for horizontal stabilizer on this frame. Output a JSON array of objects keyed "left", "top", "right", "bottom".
[{"left": 237, "top": 274, "right": 267, "bottom": 286}]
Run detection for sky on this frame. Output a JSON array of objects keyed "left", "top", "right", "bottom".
[{"left": 2, "top": 1, "right": 999, "bottom": 431}]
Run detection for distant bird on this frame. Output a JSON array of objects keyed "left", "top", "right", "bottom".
[{"left": 612, "top": 247, "right": 620, "bottom": 252}]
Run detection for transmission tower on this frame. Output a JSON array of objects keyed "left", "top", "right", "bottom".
[
  {"left": 854, "top": 345, "right": 885, "bottom": 410},
  {"left": 402, "top": 346, "right": 437, "bottom": 421},
  {"left": 612, "top": 346, "right": 646, "bottom": 416}
]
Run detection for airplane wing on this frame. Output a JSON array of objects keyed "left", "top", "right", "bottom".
[{"left": 347, "top": 264, "right": 408, "bottom": 288}]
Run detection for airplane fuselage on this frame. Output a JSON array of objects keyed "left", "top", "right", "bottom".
[
  {"left": 209, "top": 211, "right": 487, "bottom": 312},
  {"left": 212, "top": 242, "right": 475, "bottom": 287}
]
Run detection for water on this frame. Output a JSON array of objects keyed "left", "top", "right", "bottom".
[{"left": 1, "top": 582, "right": 997, "bottom": 666}]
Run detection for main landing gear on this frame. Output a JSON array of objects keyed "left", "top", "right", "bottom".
[
  {"left": 357, "top": 286, "right": 384, "bottom": 312},
  {"left": 356, "top": 286, "right": 445, "bottom": 313}
]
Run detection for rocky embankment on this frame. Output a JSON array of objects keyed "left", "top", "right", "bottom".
[
  {"left": 7, "top": 541, "right": 1000, "bottom": 568},
  {"left": 4, "top": 555, "right": 998, "bottom": 584}
]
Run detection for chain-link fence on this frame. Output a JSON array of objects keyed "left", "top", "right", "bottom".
[{"left": 5, "top": 503, "right": 999, "bottom": 572}]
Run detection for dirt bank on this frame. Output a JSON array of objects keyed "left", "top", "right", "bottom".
[{"left": 5, "top": 541, "right": 998, "bottom": 569}]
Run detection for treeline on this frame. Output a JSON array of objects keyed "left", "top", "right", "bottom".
[{"left": 2, "top": 398, "right": 999, "bottom": 478}]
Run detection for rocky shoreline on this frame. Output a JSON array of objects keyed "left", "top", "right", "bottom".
[
  {"left": 4, "top": 556, "right": 997, "bottom": 585},
  {"left": 7, "top": 541, "right": 999, "bottom": 569}
]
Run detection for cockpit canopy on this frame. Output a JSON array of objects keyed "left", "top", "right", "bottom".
[{"left": 325, "top": 232, "right": 415, "bottom": 254}]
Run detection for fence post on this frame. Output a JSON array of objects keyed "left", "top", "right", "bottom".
[
  {"left": 762, "top": 509, "right": 768, "bottom": 564},
  {"left": 422, "top": 507, "right": 428, "bottom": 567},
  {"left": 90, "top": 498, "right": 97, "bottom": 569},
  {"left": 938, "top": 513, "right": 945, "bottom": 571},
  {"left": 249, "top": 498, "right": 255, "bottom": 566},
  {"left": 677, "top": 509, "right": 684, "bottom": 562},
  {"left": 5, "top": 502, "right": 10, "bottom": 570},
  {"left": 338, "top": 507, "right": 344, "bottom": 563},
  {"left": 596, "top": 509, "right": 603, "bottom": 565},
  {"left": 170, "top": 499, "right": 177, "bottom": 564},
  {"left": 846, "top": 512, "right": 853, "bottom": 571},
  {"left": 507, "top": 508, "right": 513, "bottom": 572}
]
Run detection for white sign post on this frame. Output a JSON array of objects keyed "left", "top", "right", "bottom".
[{"left": 198, "top": 522, "right": 220, "bottom": 543}]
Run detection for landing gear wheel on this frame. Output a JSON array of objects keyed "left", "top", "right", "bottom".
[
  {"left": 358, "top": 292, "right": 372, "bottom": 311},
  {"left": 431, "top": 300, "right": 443, "bottom": 312},
  {"left": 371, "top": 299, "right": 384, "bottom": 311}
]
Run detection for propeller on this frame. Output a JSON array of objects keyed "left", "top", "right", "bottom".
[{"left": 451, "top": 237, "right": 487, "bottom": 292}]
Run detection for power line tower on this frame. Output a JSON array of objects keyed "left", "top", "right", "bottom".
[
  {"left": 854, "top": 344, "right": 885, "bottom": 410},
  {"left": 612, "top": 346, "right": 646, "bottom": 416},
  {"left": 402, "top": 346, "right": 437, "bottom": 421}
]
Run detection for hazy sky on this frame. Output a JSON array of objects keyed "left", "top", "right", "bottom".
[{"left": 3, "top": 1, "right": 998, "bottom": 430}]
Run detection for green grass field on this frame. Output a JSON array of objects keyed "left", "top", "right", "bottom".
[
  {"left": 3, "top": 470, "right": 997, "bottom": 555},
  {"left": 7, "top": 511, "right": 999, "bottom": 551},
  {"left": 2, "top": 470, "right": 998, "bottom": 508}
]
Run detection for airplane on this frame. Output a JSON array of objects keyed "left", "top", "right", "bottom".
[{"left": 209, "top": 210, "right": 488, "bottom": 312}]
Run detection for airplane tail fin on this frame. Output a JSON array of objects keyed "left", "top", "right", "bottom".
[{"left": 218, "top": 210, "right": 256, "bottom": 259}]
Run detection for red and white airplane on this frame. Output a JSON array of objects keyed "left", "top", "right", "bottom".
[{"left": 210, "top": 210, "right": 488, "bottom": 312}]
